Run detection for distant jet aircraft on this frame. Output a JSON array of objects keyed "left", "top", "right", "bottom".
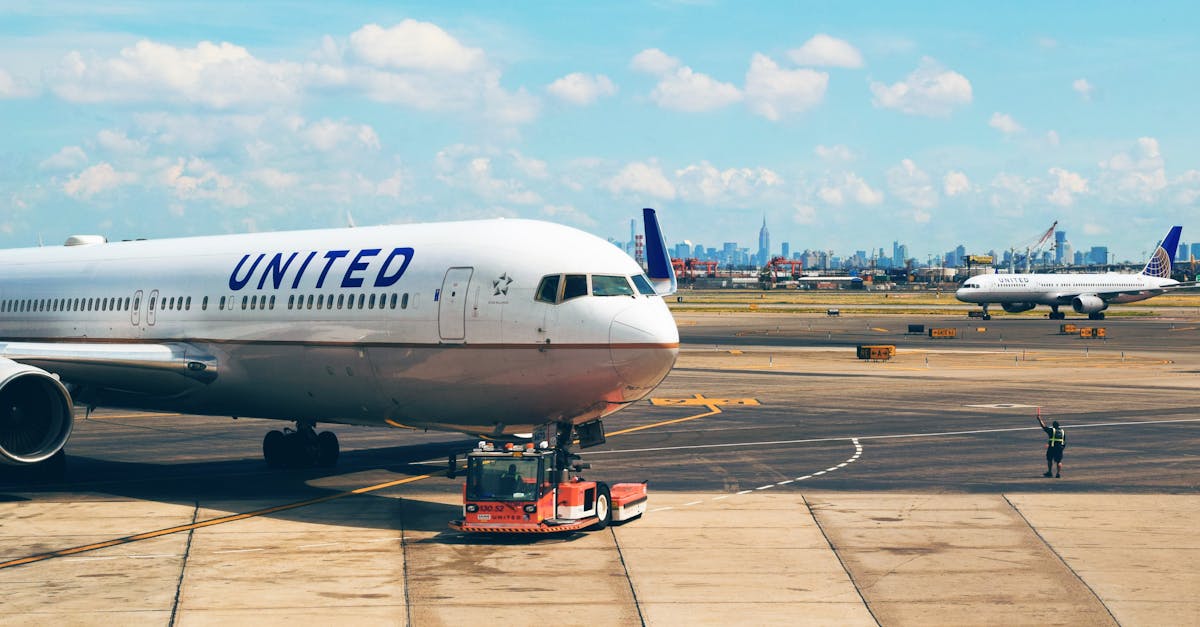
[
  {"left": 0, "top": 209, "right": 679, "bottom": 473},
  {"left": 955, "top": 226, "right": 1187, "bottom": 320}
]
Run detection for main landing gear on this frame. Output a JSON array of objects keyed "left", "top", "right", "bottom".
[
  {"left": 980, "top": 304, "right": 991, "bottom": 320},
  {"left": 1049, "top": 306, "right": 1065, "bottom": 320},
  {"left": 262, "top": 421, "right": 339, "bottom": 468}
]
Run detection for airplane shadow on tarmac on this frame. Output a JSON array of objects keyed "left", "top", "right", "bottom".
[{"left": 0, "top": 439, "right": 476, "bottom": 536}]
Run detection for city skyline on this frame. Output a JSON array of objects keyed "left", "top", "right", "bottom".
[{"left": 0, "top": 2, "right": 1197, "bottom": 259}]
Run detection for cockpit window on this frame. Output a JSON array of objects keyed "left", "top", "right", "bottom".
[
  {"left": 592, "top": 275, "right": 634, "bottom": 296},
  {"left": 632, "top": 274, "right": 657, "bottom": 296},
  {"left": 535, "top": 275, "right": 560, "bottom": 303},
  {"left": 562, "top": 274, "right": 588, "bottom": 301}
]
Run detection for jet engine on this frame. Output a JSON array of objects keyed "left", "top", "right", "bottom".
[
  {"left": 1071, "top": 295, "right": 1108, "bottom": 314},
  {"left": 1000, "top": 302, "right": 1037, "bottom": 313},
  {"left": 0, "top": 359, "right": 74, "bottom": 465}
]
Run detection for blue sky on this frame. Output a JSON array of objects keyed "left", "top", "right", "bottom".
[{"left": 1, "top": 1, "right": 1197, "bottom": 262}]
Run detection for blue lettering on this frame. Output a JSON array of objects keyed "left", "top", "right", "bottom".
[
  {"left": 315, "top": 250, "right": 349, "bottom": 289},
  {"left": 290, "top": 251, "right": 318, "bottom": 289},
  {"left": 229, "top": 254, "right": 264, "bottom": 291},
  {"left": 341, "top": 248, "right": 381, "bottom": 288},
  {"left": 374, "top": 247, "right": 414, "bottom": 287},
  {"left": 257, "top": 252, "right": 299, "bottom": 290}
]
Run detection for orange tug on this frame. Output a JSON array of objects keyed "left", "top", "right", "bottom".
[{"left": 449, "top": 441, "right": 648, "bottom": 533}]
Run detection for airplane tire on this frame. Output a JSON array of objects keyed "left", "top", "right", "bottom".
[
  {"left": 592, "top": 483, "right": 612, "bottom": 530},
  {"left": 263, "top": 430, "right": 286, "bottom": 467},
  {"left": 316, "top": 431, "right": 339, "bottom": 467}
]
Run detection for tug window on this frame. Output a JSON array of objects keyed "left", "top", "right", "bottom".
[
  {"left": 562, "top": 274, "right": 588, "bottom": 301},
  {"left": 535, "top": 275, "right": 560, "bottom": 304},
  {"left": 592, "top": 275, "right": 635, "bottom": 297}
]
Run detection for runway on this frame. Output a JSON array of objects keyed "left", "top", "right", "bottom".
[{"left": 2, "top": 312, "right": 1199, "bottom": 625}]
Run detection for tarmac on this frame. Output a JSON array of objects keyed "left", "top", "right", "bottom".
[{"left": 2, "top": 312, "right": 1199, "bottom": 625}]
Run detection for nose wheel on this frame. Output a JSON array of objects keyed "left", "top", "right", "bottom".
[{"left": 263, "top": 422, "right": 339, "bottom": 468}]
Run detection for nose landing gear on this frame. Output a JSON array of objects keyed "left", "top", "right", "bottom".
[{"left": 263, "top": 421, "right": 339, "bottom": 468}]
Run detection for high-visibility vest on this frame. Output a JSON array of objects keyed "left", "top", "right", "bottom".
[{"left": 1048, "top": 428, "right": 1065, "bottom": 447}]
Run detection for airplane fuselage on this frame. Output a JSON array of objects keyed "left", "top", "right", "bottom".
[
  {"left": 0, "top": 219, "right": 679, "bottom": 436},
  {"left": 955, "top": 272, "right": 1176, "bottom": 307}
]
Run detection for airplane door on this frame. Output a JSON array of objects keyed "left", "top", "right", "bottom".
[
  {"left": 438, "top": 267, "right": 473, "bottom": 341},
  {"left": 147, "top": 289, "right": 158, "bottom": 326},
  {"left": 131, "top": 290, "right": 143, "bottom": 325}
]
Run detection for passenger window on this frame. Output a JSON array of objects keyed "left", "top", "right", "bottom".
[
  {"left": 307, "top": 295, "right": 314, "bottom": 309},
  {"left": 241, "top": 296, "right": 248, "bottom": 310},
  {"left": 219, "top": 296, "right": 226, "bottom": 310},
  {"left": 592, "top": 275, "right": 635, "bottom": 297},
  {"left": 202, "top": 296, "right": 208, "bottom": 311},
  {"left": 186, "top": 296, "right": 192, "bottom": 311},
  {"left": 250, "top": 296, "right": 257, "bottom": 310},
  {"left": 390, "top": 293, "right": 397, "bottom": 309},
  {"left": 357, "top": 294, "right": 365, "bottom": 309},
  {"left": 536, "top": 275, "right": 560, "bottom": 303},
  {"left": 401, "top": 293, "right": 408, "bottom": 309},
  {"left": 632, "top": 274, "right": 656, "bottom": 295},
  {"left": 562, "top": 274, "right": 588, "bottom": 301},
  {"left": 368, "top": 294, "right": 376, "bottom": 309},
  {"left": 269, "top": 295, "right": 275, "bottom": 310},
  {"left": 337, "top": 294, "right": 344, "bottom": 309}
]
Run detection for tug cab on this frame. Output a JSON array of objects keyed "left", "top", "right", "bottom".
[{"left": 449, "top": 441, "right": 647, "bottom": 534}]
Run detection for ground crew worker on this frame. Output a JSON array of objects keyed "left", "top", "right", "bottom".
[{"left": 1037, "top": 414, "right": 1066, "bottom": 478}]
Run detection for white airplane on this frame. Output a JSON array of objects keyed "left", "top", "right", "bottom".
[
  {"left": 955, "top": 226, "right": 1186, "bottom": 320},
  {"left": 0, "top": 208, "right": 679, "bottom": 473}
]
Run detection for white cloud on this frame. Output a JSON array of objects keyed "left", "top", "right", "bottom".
[
  {"left": 1173, "top": 170, "right": 1200, "bottom": 206},
  {"left": 988, "top": 112, "right": 1023, "bottom": 135},
  {"left": 943, "top": 170, "right": 970, "bottom": 197},
  {"left": 814, "top": 144, "right": 854, "bottom": 161},
  {"left": 787, "top": 34, "right": 864, "bottom": 68},
  {"left": 1098, "top": 136, "right": 1166, "bottom": 204},
  {"left": 674, "top": 161, "right": 781, "bottom": 204},
  {"left": 630, "top": 48, "right": 680, "bottom": 75},
  {"left": 0, "top": 68, "right": 36, "bottom": 98},
  {"left": 160, "top": 158, "right": 250, "bottom": 207},
  {"left": 1046, "top": 130, "right": 1060, "bottom": 146},
  {"left": 869, "top": 57, "right": 972, "bottom": 117},
  {"left": 509, "top": 150, "right": 549, "bottom": 179},
  {"left": 375, "top": 169, "right": 406, "bottom": 198},
  {"left": 818, "top": 172, "right": 882, "bottom": 206},
  {"left": 607, "top": 161, "right": 676, "bottom": 200},
  {"left": 47, "top": 40, "right": 302, "bottom": 108},
  {"left": 1083, "top": 223, "right": 1106, "bottom": 236},
  {"left": 348, "top": 21, "right": 485, "bottom": 73},
  {"left": 989, "top": 172, "right": 1036, "bottom": 215},
  {"left": 434, "top": 145, "right": 543, "bottom": 205},
  {"left": 1072, "top": 78, "right": 1094, "bottom": 101},
  {"left": 1047, "top": 167, "right": 1088, "bottom": 207},
  {"left": 546, "top": 72, "right": 616, "bottom": 105},
  {"left": 63, "top": 162, "right": 137, "bottom": 198},
  {"left": 294, "top": 118, "right": 381, "bottom": 152},
  {"left": 251, "top": 168, "right": 299, "bottom": 190},
  {"left": 743, "top": 53, "right": 827, "bottom": 121},
  {"left": 96, "top": 129, "right": 147, "bottom": 155},
  {"left": 649, "top": 66, "right": 741, "bottom": 112},
  {"left": 40, "top": 146, "right": 89, "bottom": 170},
  {"left": 793, "top": 203, "right": 818, "bottom": 225},
  {"left": 886, "top": 159, "right": 937, "bottom": 209},
  {"left": 541, "top": 204, "right": 597, "bottom": 227}
]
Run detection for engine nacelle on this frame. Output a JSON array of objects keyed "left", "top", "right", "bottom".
[
  {"left": 1001, "top": 302, "right": 1037, "bottom": 313},
  {"left": 0, "top": 359, "right": 74, "bottom": 465},
  {"left": 1071, "top": 295, "right": 1108, "bottom": 314}
]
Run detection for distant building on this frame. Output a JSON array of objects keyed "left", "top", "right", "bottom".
[
  {"left": 1190, "top": 242, "right": 1200, "bottom": 262},
  {"left": 1054, "top": 230, "right": 1066, "bottom": 264},
  {"left": 781, "top": 241, "right": 790, "bottom": 260},
  {"left": 756, "top": 216, "right": 770, "bottom": 266},
  {"left": 1088, "top": 246, "right": 1109, "bottom": 265}
]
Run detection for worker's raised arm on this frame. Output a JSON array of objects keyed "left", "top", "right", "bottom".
[{"left": 1036, "top": 412, "right": 1046, "bottom": 428}]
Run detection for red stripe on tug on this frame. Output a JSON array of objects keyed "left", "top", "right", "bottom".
[{"left": 448, "top": 440, "right": 647, "bottom": 534}]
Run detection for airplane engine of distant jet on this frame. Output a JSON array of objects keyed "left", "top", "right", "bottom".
[
  {"left": 1071, "top": 294, "right": 1108, "bottom": 314},
  {"left": 1000, "top": 302, "right": 1037, "bottom": 313},
  {"left": 0, "top": 359, "right": 74, "bottom": 466}
]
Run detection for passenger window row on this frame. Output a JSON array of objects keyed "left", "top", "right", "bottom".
[{"left": 0, "top": 292, "right": 413, "bottom": 315}]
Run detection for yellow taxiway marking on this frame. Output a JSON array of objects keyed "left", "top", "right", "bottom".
[
  {"left": 3, "top": 396, "right": 747, "bottom": 570},
  {"left": 0, "top": 473, "right": 433, "bottom": 571},
  {"left": 871, "top": 327, "right": 889, "bottom": 333},
  {"left": 650, "top": 395, "right": 760, "bottom": 407}
]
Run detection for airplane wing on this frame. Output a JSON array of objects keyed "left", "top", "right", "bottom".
[{"left": 0, "top": 341, "right": 218, "bottom": 397}]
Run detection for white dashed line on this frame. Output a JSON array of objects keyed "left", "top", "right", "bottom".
[
  {"left": 756, "top": 485, "right": 774, "bottom": 490},
  {"left": 737, "top": 490, "right": 753, "bottom": 495},
  {"left": 777, "top": 479, "right": 794, "bottom": 485},
  {"left": 650, "top": 507, "right": 673, "bottom": 513},
  {"left": 684, "top": 500, "right": 702, "bottom": 506}
]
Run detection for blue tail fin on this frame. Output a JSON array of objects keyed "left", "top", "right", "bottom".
[
  {"left": 642, "top": 208, "right": 677, "bottom": 295},
  {"left": 1142, "top": 226, "right": 1182, "bottom": 278}
]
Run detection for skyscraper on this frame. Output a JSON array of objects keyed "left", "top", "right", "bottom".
[
  {"left": 757, "top": 215, "right": 770, "bottom": 266},
  {"left": 781, "top": 242, "right": 790, "bottom": 260},
  {"left": 1054, "top": 230, "right": 1066, "bottom": 264}
]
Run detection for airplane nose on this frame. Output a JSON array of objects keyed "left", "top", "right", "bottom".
[{"left": 609, "top": 302, "right": 679, "bottom": 400}]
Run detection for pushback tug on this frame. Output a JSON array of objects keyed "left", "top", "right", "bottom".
[{"left": 449, "top": 426, "right": 647, "bottom": 533}]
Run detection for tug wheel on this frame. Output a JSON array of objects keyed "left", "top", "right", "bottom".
[{"left": 593, "top": 483, "right": 612, "bottom": 530}]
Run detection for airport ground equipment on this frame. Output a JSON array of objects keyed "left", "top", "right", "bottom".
[
  {"left": 1079, "top": 327, "right": 1106, "bottom": 339},
  {"left": 449, "top": 440, "right": 647, "bottom": 534},
  {"left": 928, "top": 327, "right": 958, "bottom": 339},
  {"left": 1060, "top": 323, "right": 1078, "bottom": 334},
  {"left": 856, "top": 345, "right": 895, "bottom": 361},
  {"left": 907, "top": 324, "right": 925, "bottom": 334}
]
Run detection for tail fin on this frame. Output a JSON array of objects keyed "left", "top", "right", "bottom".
[
  {"left": 1141, "top": 226, "right": 1182, "bottom": 278},
  {"left": 642, "top": 208, "right": 677, "bottom": 295}
]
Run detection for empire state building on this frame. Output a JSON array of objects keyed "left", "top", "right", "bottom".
[{"left": 757, "top": 215, "right": 770, "bottom": 266}]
